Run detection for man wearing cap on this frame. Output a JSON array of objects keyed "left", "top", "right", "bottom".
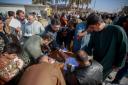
[{"left": 83, "top": 13, "right": 128, "bottom": 80}]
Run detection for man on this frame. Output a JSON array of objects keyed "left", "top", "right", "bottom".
[
  {"left": 18, "top": 55, "right": 66, "bottom": 85},
  {"left": 45, "top": 18, "right": 60, "bottom": 40},
  {"left": 22, "top": 33, "right": 53, "bottom": 66},
  {"left": 6, "top": 11, "right": 22, "bottom": 39},
  {"left": 83, "top": 13, "right": 128, "bottom": 80},
  {"left": 0, "top": 17, "right": 5, "bottom": 33},
  {"left": 115, "top": 15, "right": 128, "bottom": 36},
  {"left": 45, "top": 18, "right": 61, "bottom": 50},
  {"left": 73, "top": 16, "right": 90, "bottom": 52},
  {"left": 16, "top": 10, "right": 27, "bottom": 38},
  {"left": 0, "top": 17, "right": 9, "bottom": 52},
  {"left": 66, "top": 50, "right": 103, "bottom": 85},
  {"left": 112, "top": 15, "right": 128, "bottom": 84},
  {"left": 38, "top": 15, "right": 48, "bottom": 28},
  {"left": 23, "top": 13, "right": 45, "bottom": 41},
  {"left": 60, "top": 13, "right": 68, "bottom": 27},
  {"left": 5, "top": 11, "right": 15, "bottom": 34},
  {"left": 56, "top": 27, "right": 72, "bottom": 49}
]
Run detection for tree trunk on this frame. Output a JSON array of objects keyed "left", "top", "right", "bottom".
[
  {"left": 86, "top": 4, "right": 89, "bottom": 9},
  {"left": 82, "top": 3, "right": 84, "bottom": 9},
  {"left": 56, "top": 5, "right": 58, "bottom": 13}
]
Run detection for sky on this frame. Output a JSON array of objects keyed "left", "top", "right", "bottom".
[
  {"left": 0, "top": 0, "right": 127, "bottom": 13},
  {"left": 0, "top": 0, "right": 32, "bottom": 4},
  {"left": 89, "top": 0, "right": 128, "bottom": 13}
]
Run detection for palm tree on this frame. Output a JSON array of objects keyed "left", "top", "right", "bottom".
[
  {"left": 32, "top": 0, "right": 52, "bottom": 5},
  {"left": 69, "top": 0, "right": 92, "bottom": 9},
  {"left": 84, "top": 0, "right": 92, "bottom": 9},
  {"left": 32, "top": 0, "right": 92, "bottom": 11}
]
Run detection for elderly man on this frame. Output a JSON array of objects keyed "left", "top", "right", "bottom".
[{"left": 23, "top": 13, "right": 45, "bottom": 42}]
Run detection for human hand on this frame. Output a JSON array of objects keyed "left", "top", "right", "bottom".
[
  {"left": 15, "top": 27, "right": 21, "bottom": 33},
  {"left": 112, "top": 66, "right": 120, "bottom": 72}
]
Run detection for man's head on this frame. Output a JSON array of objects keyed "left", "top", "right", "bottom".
[
  {"left": 123, "top": 16, "right": 128, "bottom": 30},
  {"left": 116, "top": 16, "right": 128, "bottom": 30},
  {"left": 38, "top": 55, "right": 49, "bottom": 63},
  {"left": 8, "top": 11, "right": 15, "bottom": 17},
  {"left": 61, "top": 12, "right": 65, "bottom": 17},
  {"left": 42, "top": 33, "right": 53, "bottom": 46},
  {"left": 76, "top": 50, "right": 89, "bottom": 62},
  {"left": 76, "top": 50, "right": 92, "bottom": 66},
  {"left": 38, "top": 55, "right": 55, "bottom": 64},
  {"left": 27, "top": 13, "right": 35, "bottom": 23},
  {"left": 51, "top": 18, "right": 60, "bottom": 32},
  {"left": 67, "top": 20, "right": 76, "bottom": 29},
  {"left": 86, "top": 13, "right": 104, "bottom": 32},
  {"left": 16, "top": 10, "right": 25, "bottom": 20}
]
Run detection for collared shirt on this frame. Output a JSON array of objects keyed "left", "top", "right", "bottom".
[{"left": 24, "top": 20, "right": 45, "bottom": 37}]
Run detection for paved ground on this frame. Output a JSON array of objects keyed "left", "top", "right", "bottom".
[
  {"left": 103, "top": 71, "right": 128, "bottom": 85},
  {"left": 120, "top": 77, "right": 128, "bottom": 85}
]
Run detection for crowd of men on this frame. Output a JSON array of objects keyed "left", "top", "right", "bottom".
[{"left": 0, "top": 9, "right": 127, "bottom": 85}]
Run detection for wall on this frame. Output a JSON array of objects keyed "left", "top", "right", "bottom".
[{"left": 0, "top": 5, "right": 25, "bottom": 14}]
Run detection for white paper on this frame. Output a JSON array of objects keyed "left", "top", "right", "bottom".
[{"left": 9, "top": 18, "right": 21, "bottom": 28}]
